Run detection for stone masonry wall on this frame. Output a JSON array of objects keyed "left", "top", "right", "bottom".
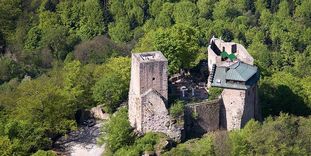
[
  {"left": 184, "top": 99, "right": 220, "bottom": 138},
  {"left": 220, "top": 86, "right": 257, "bottom": 130},
  {"left": 129, "top": 54, "right": 141, "bottom": 129},
  {"left": 128, "top": 52, "right": 181, "bottom": 141},
  {"left": 129, "top": 52, "right": 168, "bottom": 131},
  {"left": 141, "top": 90, "right": 182, "bottom": 141},
  {"left": 139, "top": 61, "right": 168, "bottom": 99}
]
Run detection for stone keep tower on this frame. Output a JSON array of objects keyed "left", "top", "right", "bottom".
[
  {"left": 207, "top": 37, "right": 261, "bottom": 130},
  {"left": 128, "top": 51, "right": 181, "bottom": 140}
]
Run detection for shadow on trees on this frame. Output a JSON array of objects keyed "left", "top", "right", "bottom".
[{"left": 259, "top": 84, "right": 311, "bottom": 118}]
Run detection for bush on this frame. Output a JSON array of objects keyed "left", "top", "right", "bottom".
[
  {"left": 163, "top": 135, "right": 215, "bottom": 156},
  {"left": 0, "top": 57, "right": 24, "bottom": 84},
  {"left": 114, "top": 132, "right": 165, "bottom": 156},
  {"left": 170, "top": 100, "right": 185, "bottom": 118},
  {"left": 92, "top": 57, "right": 131, "bottom": 113},
  {"left": 98, "top": 108, "right": 134, "bottom": 152},
  {"left": 31, "top": 150, "right": 56, "bottom": 156},
  {"left": 208, "top": 87, "right": 223, "bottom": 100}
]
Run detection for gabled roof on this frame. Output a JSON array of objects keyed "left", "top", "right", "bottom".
[
  {"left": 225, "top": 62, "right": 257, "bottom": 81},
  {"left": 210, "top": 61, "right": 259, "bottom": 90}
]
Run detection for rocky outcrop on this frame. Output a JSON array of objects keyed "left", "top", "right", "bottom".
[
  {"left": 140, "top": 89, "right": 183, "bottom": 142},
  {"left": 90, "top": 105, "right": 109, "bottom": 120}
]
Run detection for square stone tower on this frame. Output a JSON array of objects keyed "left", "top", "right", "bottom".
[
  {"left": 207, "top": 37, "right": 261, "bottom": 130},
  {"left": 128, "top": 51, "right": 181, "bottom": 140}
]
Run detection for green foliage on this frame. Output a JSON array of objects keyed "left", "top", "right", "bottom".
[
  {"left": 31, "top": 150, "right": 56, "bottom": 156},
  {"left": 242, "top": 114, "right": 310, "bottom": 155},
  {"left": 173, "top": 1, "right": 198, "bottom": 25},
  {"left": 24, "top": 26, "right": 42, "bottom": 50},
  {"left": 154, "top": 2, "right": 174, "bottom": 28},
  {"left": 170, "top": 100, "right": 185, "bottom": 118},
  {"left": 164, "top": 135, "right": 215, "bottom": 156},
  {"left": 197, "top": 0, "right": 216, "bottom": 19},
  {"left": 208, "top": 87, "right": 223, "bottom": 100},
  {"left": 0, "top": 136, "right": 13, "bottom": 156},
  {"left": 92, "top": 73, "right": 126, "bottom": 113},
  {"left": 0, "top": 0, "right": 22, "bottom": 38},
  {"left": 40, "top": 26, "right": 69, "bottom": 60},
  {"left": 0, "top": 57, "right": 24, "bottom": 84},
  {"left": 108, "top": 17, "right": 133, "bottom": 42},
  {"left": 114, "top": 132, "right": 165, "bottom": 156},
  {"left": 259, "top": 72, "right": 311, "bottom": 117},
  {"left": 15, "top": 76, "right": 77, "bottom": 135},
  {"left": 295, "top": 0, "right": 311, "bottom": 26},
  {"left": 62, "top": 60, "right": 95, "bottom": 108},
  {"left": 213, "top": 0, "right": 242, "bottom": 21},
  {"left": 92, "top": 57, "right": 130, "bottom": 113},
  {"left": 57, "top": 0, "right": 105, "bottom": 40},
  {"left": 166, "top": 114, "right": 311, "bottom": 155},
  {"left": 0, "top": 0, "right": 311, "bottom": 154},
  {"left": 155, "top": 24, "right": 200, "bottom": 74},
  {"left": 77, "top": 0, "right": 105, "bottom": 40},
  {"left": 135, "top": 24, "right": 201, "bottom": 74},
  {"left": 99, "top": 108, "right": 134, "bottom": 152}
]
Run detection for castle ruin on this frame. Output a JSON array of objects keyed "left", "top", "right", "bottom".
[
  {"left": 208, "top": 37, "right": 261, "bottom": 130},
  {"left": 128, "top": 52, "right": 182, "bottom": 141},
  {"left": 128, "top": 37, "right": 260, "bottom": 140}
]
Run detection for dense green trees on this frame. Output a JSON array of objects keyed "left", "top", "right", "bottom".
[
  {"left": 135, "top": 24, "right": 201, "bottom": 74},
  {"left": 99, "top": 108, "right": 134, "bottom": 153},
  {"left": 165, "top": 114, "right": 311, "bottom": 155},
  {"left": 0, "top": 0, "right": 310, "bottom": 155},
  {"left": 99, "top": 108, "right": 167, "bottom": 156},
  {"left": 92, "top": 57, "right": 131, "bottom": 113},
  {"left": 0, "top": 0, "right": 22, "bottom": 40}
]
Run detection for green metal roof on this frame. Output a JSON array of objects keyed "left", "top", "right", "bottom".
[
  {"left": 210, "top": 61, "right": 259, "bottom": 90},
  {"left": 225, "top": 61, "right": 257, "bottom": 81},
  {"left": 228, "top": 53, "right": 237, "bottom": 61},
  {"left": 220, "top": 51, "right": 237, "bottom": 61},
  {"left": 220, "top": 51, "right": 229, "bottom": 58}
]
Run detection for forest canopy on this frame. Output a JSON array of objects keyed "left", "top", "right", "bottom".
[{"left": 0, "top": 0, "right": 310, "bottom": 155}]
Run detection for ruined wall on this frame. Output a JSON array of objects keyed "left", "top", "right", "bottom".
[
  {"left": 129, "top": 54, "right": 141, "bottom": 129},
  {"left": 184, "top": 99, "right": 220, "bottom": 138},
  {"left": 220, "top": 86, "right": 257, "bottom": 130},
  {"left": 236, "top": 44, "right": 254, "bottom": 65},
  {"left": 128, "top": 52, "right": 182, "bottom": 141},
  {"left": 141, "top": 89, "right": 182, "bottom": 141},
  {"left": 129, "top": 52, "right": 168, "bottom": 130},
  {"left": 207, "top": 46, "right": 221, "bottom": 72},
  {"left": 210, "top": 38, "right": 254, "bottom": 65}
]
